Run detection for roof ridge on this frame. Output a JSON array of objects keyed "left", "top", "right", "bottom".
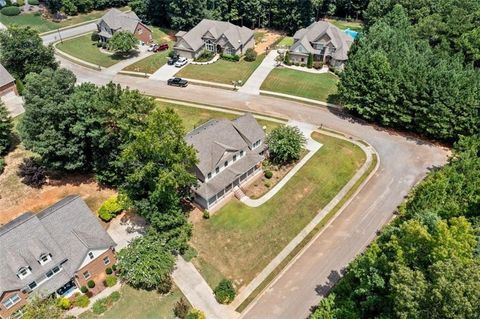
[
  {"left": 0, "top": 212, "right": 36, "bottom": 237},
  {"left": 37, "top": 195, "right": 80, "bottom": 219}
]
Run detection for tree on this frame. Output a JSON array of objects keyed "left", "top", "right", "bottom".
[
  {"left": 266, "top": 126, "right": 306, "bottom": 164},
  {"left": 214, "top": 279, "right": 236, "bottom": 304},
  {"left": 0, "top": 25, "right": 57, "bottom": 79},
  {"left": 311, "top": 294, "right": 337, "bottom": 319},
  {"left": 307, "top": 52, "right": 313, "bottom": 68},
  {"left": 117, "top": 232, "right": 175, "bottom": 291},
  {"left": 174, "top": 298, "right": 190, "bottom": 319},
  {"left": 18, "top": 157, "right": 47, "bottom": 188},
  {"left": 0, "top": 102, "right": 12, "bottom": 155},
  {"left": 108, "top": 31, "right": 139, "bottom": 54}
]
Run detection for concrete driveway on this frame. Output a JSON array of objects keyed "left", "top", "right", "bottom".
[
  {"left": 1, "top": 92, "right": 24, "bottom": 117},
  {"left": 239, "top": 50, "right": 277, "bottom": 95},
  {"left": 107, "top": 212, "right": 147, "bottom": 250},
  {"left": 150, "top": 61, "right": 189, "bottom": 81},
  {"left": 53, "top": 54, "right": 449, "bottom": 319}
]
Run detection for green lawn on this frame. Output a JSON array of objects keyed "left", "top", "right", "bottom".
[
  {"left": 175, "top": 55, "right": 265, "bottom": 85},
  {"left": 123, "top": 27, "right": 175, "bottom": 74},
  {"left": 0, "top": 7, "right": 129, "bottom": 34},
  {"left": 192, "top": 131, "right": 365, "bottom": 289},
  {"left": 56, "top": 33, "right": 124, "bottom": 68},
  {"left": 260, "top": 68, "right": 339, "bottom": 102},
  {"left": 78, "top": 285, "right": 185, "bottom": 319},
  {"left": 276, "top": 36, "right": 294, "bottom": 47},
  {"left": 327, "top": 18, "right": 363, "bottom": 32},
  {"left": 254, "top": 31, "right": 265, "bottom": 44}
]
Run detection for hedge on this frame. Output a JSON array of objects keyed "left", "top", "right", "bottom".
[
  {"left": 105, "top": 275, "right": 117, "bottom": 287},
  {"left": 75, "top": 294, "right": 90, "bottom": 308},
  {"left": 220, "top": 53, "right": 240, "bottom": 62},
  {"left": 28, "top": 0, "right": 40, "bottom": 4},
  {"left": 1, "top": 6, "right": 21, "bottom": 16}
]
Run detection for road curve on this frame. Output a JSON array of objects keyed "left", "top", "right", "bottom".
[{"left": 55, "top": 55, "right": 449, "bottom": 319}]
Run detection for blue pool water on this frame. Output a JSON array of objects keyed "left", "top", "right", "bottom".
[{"left": 344, "top": 28, "right": 359, "bottom": 39}]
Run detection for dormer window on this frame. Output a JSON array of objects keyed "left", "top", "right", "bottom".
[
  {"left": 88, "top": 252, "right": 94, "bottom": 259},
  {"left": 17, "top": 266, "right": 32, "bottom": 280},
  {"left": 215, "top": 167, "right": 219, "bottom": 173},
  {"left": 233, "top": 155, "right": 237, "bottom": 161},
  {"left": 240, "top": 150, "right": 244, "bottom": 156},
  {"left": 39, "top": 253, "right": 52, "bottom": 266},
  {"left": 207, "top": 172, "right": 212, "bottom": 179},
  {"left": 224, "top": 161, "right": 228, "bottom": 167}
]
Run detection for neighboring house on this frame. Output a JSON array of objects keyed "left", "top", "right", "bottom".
[
  {"left": 186, "top": 114, "right": 266, "bottom": 209},
  {"left": 174, "top": 19, "right": 254, "bottom": 59},
  {"left": 0, "top": 196, "right": 116, "bottom": 319},
  {"left": 96, "top": 8, "right": 152, "bottom": 44},
  {"left": 0, "top": 64, "right": 17, "bottom": 97},
  {"left": 289, "top": 20, "right": 354, "bottom": 69}
]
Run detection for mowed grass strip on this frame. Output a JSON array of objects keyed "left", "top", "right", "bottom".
[
  {"left": 175, "top": 55, "right": 265, "bottom": 85},
  {"left": 192, "top": 132, "right": 366, "bottom": 289},
  {"left": 327, "top": 18, "right": 363, "bottom": 32},
  {"left": 260, "top": 68, "right": 339, "bottom": 102},
  {"left": 78, "top": 285, "right": 185, "bottom": 319},
  {"left": 56, "top": 33, "right": 123, "bottom": 67}
]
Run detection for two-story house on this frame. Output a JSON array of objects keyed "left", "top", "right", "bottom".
[
  {"left": 0, "top": 196, "right": 116, "bottom": 319},
  {"left": 289, "top": 20, "right": 354, "bottom": 70},
  {"left": 174, "top": 19, "right": 254, "bottom": 59},
  {"left": 96, "top": 8, "right": 152, "bottom": 44},
  {"left": 186, "top": 114, "right": 266, "bottom": 209}
]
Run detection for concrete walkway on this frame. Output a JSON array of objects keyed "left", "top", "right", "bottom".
[
  {"left": 66, "top": 282, "right": 122, "bottom": 317},
  {"left": 1, "top": 92, "right": 24, "bottom": 117},
  {"left": 238, "top": 50, "right": 277, "bottom": 95},
  {"left": 281, "top": 63, "right": 330, "bottom": 74},
  {"left": 240, "top": 121, "right": 322, "bottom": 207},
  {"left": 101, "top": 46, "right": 153, "bottom": 76},
  {"left": 150, "top": 62, "right": 189, "bottom": 81},
  {"left": 172, "top": 257, "right": 239, "bottom": 319}
]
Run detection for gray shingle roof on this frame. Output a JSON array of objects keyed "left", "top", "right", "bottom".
[
  {"left": 232, "top": 113, "right": 265, "bottom": 145},
  {"left": 0, "top": 63, "right": 15, "bottom": 87},
  {"left": 291, "top": 21, "right": 353, "bottom": 60},
  {"left": 0, "top": 196, "right": 116, "bottom": 296},
  {"left": 98, "top": 8, "right": 142, "bottom": 34},
  {"left": 174, "top": 19, "right": 254, "bottom": 52}
]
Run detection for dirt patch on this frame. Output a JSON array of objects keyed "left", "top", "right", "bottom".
[
  {"left": 244, "top": 162, "right": 296, "bottom": 199},
  {"left": 254, "top": 29, "right": 283, "bottom": 54},
  {"left": 0, "top": 146, "right": 116, "bottom": 225}
]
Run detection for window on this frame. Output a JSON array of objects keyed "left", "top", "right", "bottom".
[
  {"left": 301, "top": 58, "right": 305, "bottom": 62},
  {"left": 2, "top": 294, "right": 21, "bottom": 309},
  {"left": 215, "top": 167, "right": 219, "bottom": 173},
  {"left": 52, "top": 266, "right": 60, "bottom": 274},
  {"left": 12, "top": 307, "right": 26, "bottom": 319},
  {"left": 224, "top": 161, "right": 228, "bottom": 167},
  {"left": 88, "top": 252, "right": 94, "bottom": 259},
  {"left": 205, "top": 40, "right": 215, "bottom": 52},
  {"left": 233, "top": 155, "right": 237, "bottom": 161},
  {"left": 39, "top": 253, "right": 51, "bottom": 265},
  {"left": 240, "top": 150, "right": 244, "bottom": 156},
  {"left": 28, "top": 281, "right": 37, "bottom": 290},
  {"left": 17, "top": 267, "right": 31, "bottom": 280},
  {"left": 207, "top": 172, "right": 212, "bottom": 179},
  {"left": 83, "top": 271, "right": 91, "bottom": 280},
  {"left": 103, "top": 256, "right": 110, "bottom": 265}
]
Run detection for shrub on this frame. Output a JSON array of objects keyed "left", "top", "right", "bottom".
[
  {"left": 75, "top": 294, "right": 90, "bottom": 308},
  {"left": 186, "top": 309, "right": 206, "bottom": 319},
  {"left": 1, "top": 6, "right": 20, "bottom": 16},
  {"left": 105, "top": 275, "right": 117, "bottom": 287},
  {"left": 57, "top": 297, "right": 71, "bottom": 310},
  {"left": 267, "top": 126, "right": 307, "bottom": 164},
  {"left": 168, "top": 50, "right": 176, "bottom": 58},
  {"left": 87, "top": 280, "right": 95, "bottom": 289},
  {"left": 91, "top": 31, "right": 100, "bottom": 42},
  {"left": 17, "top": 157, "right": 46, "bottom": 188},
  {"left": 80, "top": 286, "right": 88, "bottom": 294},
  {"left": 313, "top": 61, "right": 323, "bottom": 69},
  {"left": 300, "top": 63, "right": 306, "bottom": 67},
  {"left": 307, "top": 53, "right": 313, "bottom": 68},
  {"left": 105, "top": 267, "right": 113, "bottom": 275},
  {"left": 17, "top": 0, "right": 25, "bottom": 6},
  {"left": 214, "top": 279, "right": 236, "bottom": 304},
  {"left": 174, "top": 298, "right": 190, "bottom": 319},
  {"left": 203, "top": 210, "right": 210, "bottom": 219},
  {"left": 264, "top": 170, "right": 273, "bottom": 179},
  {"left": 98, "top": 195, "right": 123, "bottom": 222},
  {"left": 195, "top": 50, "right": 214, "bottom": 62},
  {"left": 294, "top": 62, "right": 300, "bottom": 66},
  {"left": 284, "top": 51, "right": 291, "bottom": 64},
  {"left": 15, "top": 79, "right": 24, "bottom": 96},
  {"left": 182, "top": 246, "right": 197, "bottom": 262},
  {"left": 244, "top": 48, "right": 257, "bottom": 62},
  {"left": 92, "top": 299, "right": 107, "bottom": 315},
  {"left": 111, "top": 264, "right": 117, "bottom": 272},
  {"left": 28, "top": 0, "right": 39, "bottom": 4},
  {"left": 264, "top": 182, "right": 271, "bottom": 188},
  {"left": 109, "top": 291, "right": 121, "bottom": 302},
  {"left": 221, "top": 53, "right": 240, "bottom": 62}
]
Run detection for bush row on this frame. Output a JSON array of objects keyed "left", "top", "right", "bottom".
[
  {"left": 1, "top": 6, "right": 20, "bottom": 16},
  {"left": 220, "top": 53, "right": 240, "bottom": 62}
]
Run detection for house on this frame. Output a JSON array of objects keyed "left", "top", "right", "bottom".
[
  {"left": 186, "top": 114, "right": 266, "bottom": 209},
  {"left": 289, "top": 20, "right": 354, "bottom": 70},
  {"left": 0, "top": 196, "right": 116, "bottom": 319},
  {"left": 0, "top": 64, "right": 16, "bottom": 97},
  {"left": 96, "top": 8, "right": 152, "bottom": 44},
  {"left": 174, "top": 19, "right": 254, "bottom": 59}
]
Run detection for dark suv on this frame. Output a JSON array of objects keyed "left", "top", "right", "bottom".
[
  {"left": 167, "top": 54, "right": 180, "bottom": 65},
  {"left": 167, "top": 77, "right": 188, "bottom": 87}
]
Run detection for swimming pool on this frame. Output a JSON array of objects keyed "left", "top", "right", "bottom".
[{"left": 344, "top": 28, "right": 359, "bottom": 39}]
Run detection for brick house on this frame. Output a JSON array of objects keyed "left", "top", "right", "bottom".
[
  {"left": 96, "top": 8, "right": 152, "bottom": 44},
  {"left": 0, "top": 196, "right": 117, "bottom": 319},
  {"left": 0, "top": 64, "right": 17, "bottom": 97}
]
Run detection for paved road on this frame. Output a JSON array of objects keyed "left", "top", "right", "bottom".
[
  {"left": 42, "top": 22, "right": 97, "bottom": 45},
  {"left": 54, "top": 54, "right": 449, "bottom": 318}
]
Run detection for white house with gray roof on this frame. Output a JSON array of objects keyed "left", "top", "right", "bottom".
[
  {"left": 174, "top": 19, "right": 255, "bottom": 59},
  {"left": 186, "top": 113, "right": 265, "bottom": 209},
  {"left": 0, "top": 196, "right": 116, "bottom": 319},
  {"left": 289, "top": 20, "right": 354, "bottom": 69}
]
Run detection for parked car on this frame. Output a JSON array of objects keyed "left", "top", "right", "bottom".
[
  {"left": 167, "top": 77, "right": 188, "bottom": 87},
  {"left": 167, "top": 55, "right": 179, "bottom": 65},
  {"left": 147, "top": 43, "right": 157, "bottom": 52},
  {"left": 154, "top": 43, "right": 169, "bottom": 52},
  {"left": 174, "top": 57, "right": 188, "bottom": 68}
]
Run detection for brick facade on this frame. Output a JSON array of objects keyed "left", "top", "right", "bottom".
[
  {"left": 74, "top": 249, "right": 116, "bottom": 289},
  {"left": 0, "top": 81, "right": 16, "bottom": 96},
  {"left": 134, "top": 23, "right": 153, "bottom": 44},
  {"left": 0, "top": 290, "right": 28, "bottom": 319}
]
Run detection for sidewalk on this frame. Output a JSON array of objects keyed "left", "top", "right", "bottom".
[
  {"left": 172, "top": 257, "right": 239, "bottom": 319},
  {"left": 101, "top": 47, "right": 153, "bottom": 76},
  {"left": 238, "top": 50, "right": 277, "bottom": 95},
  {"left": 240, "top": 121, "right": 322, "bottom": 207}
]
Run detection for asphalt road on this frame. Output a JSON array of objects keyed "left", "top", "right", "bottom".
[
  {"left": 42, "top": 22, "right": 97, "bottom": 45},
  {"left": 55, "top": 54, "right": 450, "bottom": 319}
]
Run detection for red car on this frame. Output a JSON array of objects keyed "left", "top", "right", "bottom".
[{"left": 153, "top": 43, "right": 169, "bottom": 52}]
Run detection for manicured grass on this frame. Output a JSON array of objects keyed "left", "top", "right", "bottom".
[
  {"left": 155, "top": 101, "right": 282, "bottom": 134},
  {"left": 56, "top": 33, "right": 124, "bottom": 68},
  {"left": 0, "top": 7, "right": 129, "bottom": 34},
  {"left": 78, "top": 285, "right": 185, "bottom": 319},
  {"left": 175, "top": 55, "right": 265, "bottom": 85},
  {"left": 192, "top": 132, "right": 366, "bottom": 289},
  {"left": 123, "top": 27, "right": 174, "bottom": 74},
  {"left": 276, "top": 36, "right": 294, "bottom": 47},
  {"left": 328, "top": 18, "right": 363, "bottom": 32},
  {"left": 260, "top": 67, "right": 339, "bottom": 102}
]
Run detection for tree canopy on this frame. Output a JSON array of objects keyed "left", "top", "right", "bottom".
[
  {"left": 267, "top": 126, "right": 307, "bottom": 164},
  {"left": 0, "top": 102, "right": 12, "bottom": 156},
  {"left": 0, "top": 25, "right": 57, "bottom": 80},
  {"left": 108, "top": 31, "right": 139, "bottom": 54}
]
